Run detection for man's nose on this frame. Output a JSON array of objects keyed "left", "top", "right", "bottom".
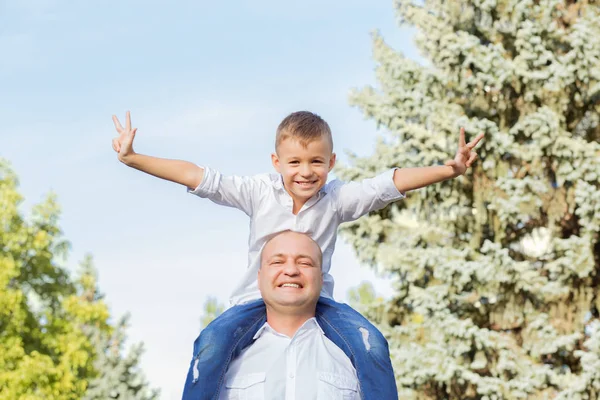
[{"left": 283, "top": 261, "right": 300, "bottom": 275}]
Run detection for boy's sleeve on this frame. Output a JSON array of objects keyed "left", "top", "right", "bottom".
[
  {"left": 333, "top": 168, "right": 405, "bottom": 223},
  {"left": 187, "top": 166, "right": 259, "bottom": 216}
]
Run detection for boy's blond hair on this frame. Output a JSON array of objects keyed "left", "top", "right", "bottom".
[{"left": 275, "top": 111, "right": 333, "bottom": 151}]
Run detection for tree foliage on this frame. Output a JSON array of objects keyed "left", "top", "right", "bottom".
[
  {"left": 0, "top": 160, "right": 157, "bottom": 400},
  {"left": 347, "top": 281, "right": 378, "bottom": 309},
  {"left": 338, "top": 1, "right": 600, "bottom": 398},
  {"left": 80, "top": 256, "right": 159, "bottom": 400},
  {"left": 200, "top": 297, "right": 225, "bottom": 330}
]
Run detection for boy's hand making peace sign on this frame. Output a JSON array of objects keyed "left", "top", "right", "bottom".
[
  {"left": 112, "top": 111, "right": 137, "bottom": 163},
  {"left": 445, "top": 127, "right": 484, "bottom": 177}
]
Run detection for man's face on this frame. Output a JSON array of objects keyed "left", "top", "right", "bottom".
[
  {"left": 258, "top": 231, "right": 323, "bottom": 315},
  {"left": 271, "top": 137, "right": 336, "bottom": 205}
]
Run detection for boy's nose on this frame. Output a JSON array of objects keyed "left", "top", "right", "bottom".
[{"left": 300, "top": 164, "right": 312, "bottom": 177}]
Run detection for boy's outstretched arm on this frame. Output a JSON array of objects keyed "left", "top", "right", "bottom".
[
  {"left": 393, "top": 127, "right": 484, "bottom": 193},
  {"left": 112, "top": 111, "right": 204, "bottom": 190}
]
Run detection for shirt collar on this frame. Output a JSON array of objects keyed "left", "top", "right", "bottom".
[
  {"left": 253, "top": 317, "right": 324, "bottom": 340},
  {"left": 253, "top": 322, "right": 271, "bottom": 339}
]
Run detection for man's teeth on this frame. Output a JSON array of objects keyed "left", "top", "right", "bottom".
[{"left": 281, "top": 283, "right": 300, "bottom": 288}]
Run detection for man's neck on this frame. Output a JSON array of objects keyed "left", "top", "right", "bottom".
[{"left": 266, "top": 310, "right": 315, "bottom": 338}]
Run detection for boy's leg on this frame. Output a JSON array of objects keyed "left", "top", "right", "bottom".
[
  {"left": 316, "top": 297, "right": 397, "bottom": 400},
  {"left": 181, "top": 299, "right": 266, "bottom": 400}
]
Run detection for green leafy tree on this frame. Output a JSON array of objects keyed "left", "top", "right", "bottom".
[
  {"left": 0, "top": 160, "right": 157, "bottom": 400},
  {"left": 347, "top": 281, "right": 378, "bottom": 309},
  {"left": 200, "top": 297, "right": 225, "bottom": 330},
  {"left": 347, "top": 281, "right": 393, "bottom": 326},
  {"left": 337, "top": 1, "right": 600, "bottom": 398}
]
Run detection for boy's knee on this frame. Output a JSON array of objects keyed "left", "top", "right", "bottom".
[
  {"left": 358, "top": 327, "right": 372, "bottom": 351},
  {"left": 356, "top": 326, "right": 388, "bottom": 351},
  {"left": 355, "top": 326, "right": 392, "bottom": 372}
]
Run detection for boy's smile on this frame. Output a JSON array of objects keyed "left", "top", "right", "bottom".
[
  {"left": 271, "top": 137, "right": 336, "bottom": 213},
  {"left": 294, "top": 179, "right": 317, "bottom": 190}
]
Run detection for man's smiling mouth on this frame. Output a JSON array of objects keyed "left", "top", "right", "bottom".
[{"left": 279, "top": 283, "right": 302, "bottom": 288}]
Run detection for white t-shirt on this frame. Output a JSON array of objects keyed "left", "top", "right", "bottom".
[
  {"left": 218, "top": 318, "right": 360, "bottom": 400},
  {"left": 189, "top": 167, "right": 404, "bottom": 305}
]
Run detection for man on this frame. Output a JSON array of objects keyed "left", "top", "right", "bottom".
[{"left": 218, "top": 230, "right": 361, "bottom": 399}]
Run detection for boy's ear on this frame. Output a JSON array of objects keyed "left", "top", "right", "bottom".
[
  {"left": 271, "top": 153, "right": 281, "bottom": 173},
  {"left": 329, "top": 153, "right": 336, "bottom": 171}
]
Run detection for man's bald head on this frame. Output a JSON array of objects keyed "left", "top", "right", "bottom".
[{"left": 260, "top": 230, "right": 323, "bottom": 270}]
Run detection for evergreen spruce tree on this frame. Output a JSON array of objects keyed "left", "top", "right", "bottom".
[
  {"left": 337, "top": 1, "right": 600, "bottom": 398},
  {"left": 79, "top": 256, "right": 159, "bottom": 400},
  {"left": 83, "top": 315, "right": 159, "bottom": 400}
]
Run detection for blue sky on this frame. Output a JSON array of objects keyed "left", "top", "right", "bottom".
[{"left": 1, "top": 1, "right": 420, "bottom": 398}]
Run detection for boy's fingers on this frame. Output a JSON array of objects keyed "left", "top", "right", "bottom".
[
  {"left": 466, "top": 152, "right": 478, "bottom": 167},
  {"left": 445, "top": 159, "right": 456, "bottom": 167},
  {"left": 459, "top": 127, "right": 466, "bottom": 147},
  {"left": 126, "top": 111, "right": 131, "bottom": 131},
  {"left": 468, "top": 132, "right": 485, "bottom": 148},
  {"left": 112, "top": 115, "right": 123, "bottom": 131}
]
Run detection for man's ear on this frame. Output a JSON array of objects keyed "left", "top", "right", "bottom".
[
  {"left": 329, "top": 153, "right": 336, "bottom": 171},
  {"left": 271, "top": 153, "right": 281, "bottom": 173}
]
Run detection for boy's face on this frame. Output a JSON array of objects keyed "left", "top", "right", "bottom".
[{"left": 271, "top": 136, "right": 336, "bottom": 205}]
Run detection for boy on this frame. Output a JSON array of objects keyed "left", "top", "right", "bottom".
[{"left": 112, "top": 110, "right": 482, "bottom": 399}]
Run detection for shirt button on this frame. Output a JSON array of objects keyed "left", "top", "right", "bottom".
[{"left": 289, "top": 373, "right": 295, "bottom": 379}]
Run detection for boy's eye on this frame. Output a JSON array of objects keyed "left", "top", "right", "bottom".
[{"left": 289, "top": 161, "right": 299, "bottom": 165}]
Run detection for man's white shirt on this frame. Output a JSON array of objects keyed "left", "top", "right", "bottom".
[
  {"left": 189, "top": 167, "right": 404, "bottom": 305},
  {"left": 218, "top": 318, "right": 360, "bottom": 400}
]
